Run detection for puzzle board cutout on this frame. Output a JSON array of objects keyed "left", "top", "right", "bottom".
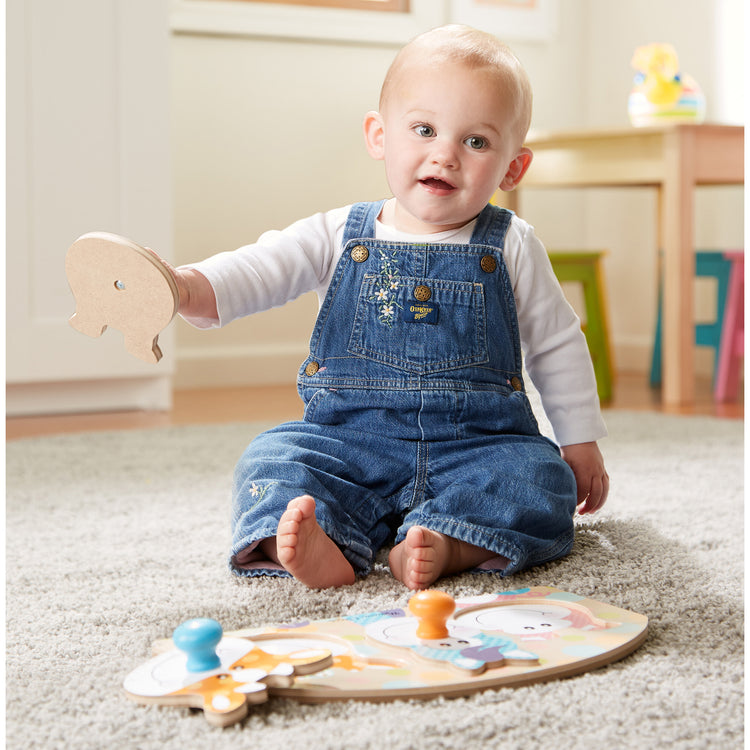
[{"left": 125, "top": 587, "right": 648, "bottom": 725}]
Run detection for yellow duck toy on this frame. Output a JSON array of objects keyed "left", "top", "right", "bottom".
[{"left": 628, "top": 43, "right": 705, "bottom": 126}]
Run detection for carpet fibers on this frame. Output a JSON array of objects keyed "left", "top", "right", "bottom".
[{"left": 6, "top": 411, "right": 743, "bottom": 749}]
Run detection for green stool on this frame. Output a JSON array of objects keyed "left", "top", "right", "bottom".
[{"left": 548, "top": 251, "right": 614, "bottom": 403}]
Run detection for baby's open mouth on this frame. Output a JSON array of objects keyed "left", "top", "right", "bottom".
[{"left": 420, "top": 177, "right": 455, "bottom": 191}]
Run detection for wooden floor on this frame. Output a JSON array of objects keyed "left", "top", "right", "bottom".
[{"left": 6, "top": 372, "right": 742, "bottom": 441}]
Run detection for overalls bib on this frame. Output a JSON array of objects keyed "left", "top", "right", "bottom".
[{"left": 231, "top": 202, "right": 577, "bottom": 578}]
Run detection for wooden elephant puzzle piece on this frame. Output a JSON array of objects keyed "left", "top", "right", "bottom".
[
  {"left": 125, "top": 587, "right": 648, "bottom": 726},
  {"left": 66, "top": 232, "right": 179, "bottom": 363}
]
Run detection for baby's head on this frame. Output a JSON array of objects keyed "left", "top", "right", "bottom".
[
  {"left": 364, "top": 25, "right": 534, "bottom": 234},
  {"left": 380, "top": 25, "right": 532, "bottom": 149}
]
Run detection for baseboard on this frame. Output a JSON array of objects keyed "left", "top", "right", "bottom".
[
  {"left": 6, "top": 341, "right": 719, "bottom": 416},
  {"left": 615, "top": 338, "right": 715, "bottom": 379},
  {"left": 6, "top": 376, "right": 173, "bottom": 416},
  {"left": 174, "top": 345, "right": 308, "bottom": 388},
  {"left": 173, "top": 340, "right": 713, "bottom": 389}
]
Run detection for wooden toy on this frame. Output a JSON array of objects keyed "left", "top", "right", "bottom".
[
  {"left": 125, "top": 587, "right": 648, "bottom": 726},
  {"left": 124, "top": 618, "right": 333, "bottom": 727},
  {"left": 66, "top": 232, "right": 179, "bottom": 363}
]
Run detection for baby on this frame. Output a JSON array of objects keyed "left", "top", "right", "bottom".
[{"left": 171, "top": 25, "right": 609, "bottom": 590}]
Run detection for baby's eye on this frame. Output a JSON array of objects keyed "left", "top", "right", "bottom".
[
  {"left": 414, "top": 124, "right": 435, "bottom": 138},
  {"left": 465, "top": 136, "right": 488, "bottom": 150}
]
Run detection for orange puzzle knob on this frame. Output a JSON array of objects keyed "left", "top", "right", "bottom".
[{"left": 408, "top": 590, "right": 456, "bottom": 640}]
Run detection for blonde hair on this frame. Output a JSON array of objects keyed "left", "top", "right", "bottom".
[{"left": 380, "top": 25, "right": 533, "bottom": 144}]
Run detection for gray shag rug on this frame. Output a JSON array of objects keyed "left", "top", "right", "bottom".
[{"left": 6, "top": 410, "right": 744, "bottom": 749}]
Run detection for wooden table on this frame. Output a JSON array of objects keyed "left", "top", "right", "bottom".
[{"left": 497, "top": 124, "right": 744, "bottom": 406}]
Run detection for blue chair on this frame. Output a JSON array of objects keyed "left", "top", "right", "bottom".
[{"left": 650, "top": 251, "right": 732, "bottom": 386}]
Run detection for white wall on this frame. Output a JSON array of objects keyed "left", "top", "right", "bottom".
[
  {"left": 171, "top": 31, "right": 394, "bottom": 385},
  {"left": 169, "top": 0, "right": 744, "bottom": 388}
]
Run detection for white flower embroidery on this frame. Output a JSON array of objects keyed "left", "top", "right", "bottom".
[
  {"left": 370, "top": 249, "right": 402, "bottom": 327},
  {"left": 247, "top": 481, "right": 275, "bottom": 509}
]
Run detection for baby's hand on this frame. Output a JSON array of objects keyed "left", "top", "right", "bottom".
[
  {"left": 560, "top": 441, "right": 609, "bottom": 515},
  {"left": 141, "top": 248, "right": 217, "bottom": 321}
]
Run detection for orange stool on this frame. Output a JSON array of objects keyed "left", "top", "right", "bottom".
[{"left": 714, "top": 251, "right": 744, "bottom": 402}]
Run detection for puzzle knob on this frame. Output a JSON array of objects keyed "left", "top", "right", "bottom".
[
  {"left": 408, "top": 590, "right": 455, "bottom": 640},
  {"left": 173, "top": 618, "right": 223, "bottom": 672}
]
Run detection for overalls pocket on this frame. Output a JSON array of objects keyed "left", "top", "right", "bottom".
[{"left": 348, "top": 274, "right": 489, "bottom": 374}]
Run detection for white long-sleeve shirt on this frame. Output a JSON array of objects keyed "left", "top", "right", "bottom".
[{"left": 183, "top": 203, "right": 607, "bottom": 446}]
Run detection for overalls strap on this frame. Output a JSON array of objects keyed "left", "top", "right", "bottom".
[
  {"left": 342, "top": 201, "right": 385, "bottom": 246},
  {"left": 469, "top": 203, "right": 514, "bottom": 247}
]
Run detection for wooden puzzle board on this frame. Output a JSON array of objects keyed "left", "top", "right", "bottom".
[{"left": 145, "top": 586, "right": 647, "bottom": 706}]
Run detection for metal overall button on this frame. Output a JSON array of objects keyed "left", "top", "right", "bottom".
[
  {"left": 511, "top": 376, "right": 523, "bottom": 391},
  {"left": 480, "top": 255, "right": 497, "bottom": 273},
  {"left": 350, "top": 245, "right": 369, "bottom": 263},
  {"left": 305, "top": 361, "right": 320, "bottom": 376},
  {"left": 414, "top": 285, "right": 432, "bottom": 302}
]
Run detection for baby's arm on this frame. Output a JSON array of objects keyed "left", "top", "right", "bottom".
[
  {"left": 560, "top": 441, "right": 609, "bottom": 515},
  {"left": 152, "top": 209, "right": 347, "bottom": 331}
]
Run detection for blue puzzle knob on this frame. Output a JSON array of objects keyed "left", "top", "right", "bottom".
[{"left": 173, "top": 618, "right": 223, "bottom": 672}]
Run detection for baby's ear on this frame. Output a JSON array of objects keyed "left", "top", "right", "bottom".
[
  {"left": 363, "top": 111, "right": 385, "bottom": 160},
  {"left": 499, "top": 147, "right": 533, "bottom": 191}
]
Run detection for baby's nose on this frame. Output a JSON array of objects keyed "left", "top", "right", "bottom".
[{"left": 430, "top": 139, "right": 459, "bottom": 168}]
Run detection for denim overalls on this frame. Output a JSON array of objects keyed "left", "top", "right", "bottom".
[{"left": 230, "top": 201, "right": 577, "bottom": 578}]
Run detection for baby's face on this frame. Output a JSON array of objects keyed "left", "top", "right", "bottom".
[{"left": 372, "top": 61, "right": 527, "bottom": 234}]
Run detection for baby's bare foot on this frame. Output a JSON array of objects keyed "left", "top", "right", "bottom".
[
  {"left": 275, "top": 495, "right": 355, "bottom": 588},
  {"left": 389, "top": 526, "right": 448, "bottom": 590},
  {"left": 389, "top": 526, "right": 496, "bottom": 590}
]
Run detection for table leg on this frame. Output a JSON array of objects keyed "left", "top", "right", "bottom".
[{"left": 661, "top": 129, "right": 696, "bottom": 405}]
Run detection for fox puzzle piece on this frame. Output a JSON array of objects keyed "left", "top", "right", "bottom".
[
  {"left": 66, "top": 232, "right": 179, "bottom": 363},
  {"left": 125, "top": 587, "right": 648, "bottom": 726}
]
